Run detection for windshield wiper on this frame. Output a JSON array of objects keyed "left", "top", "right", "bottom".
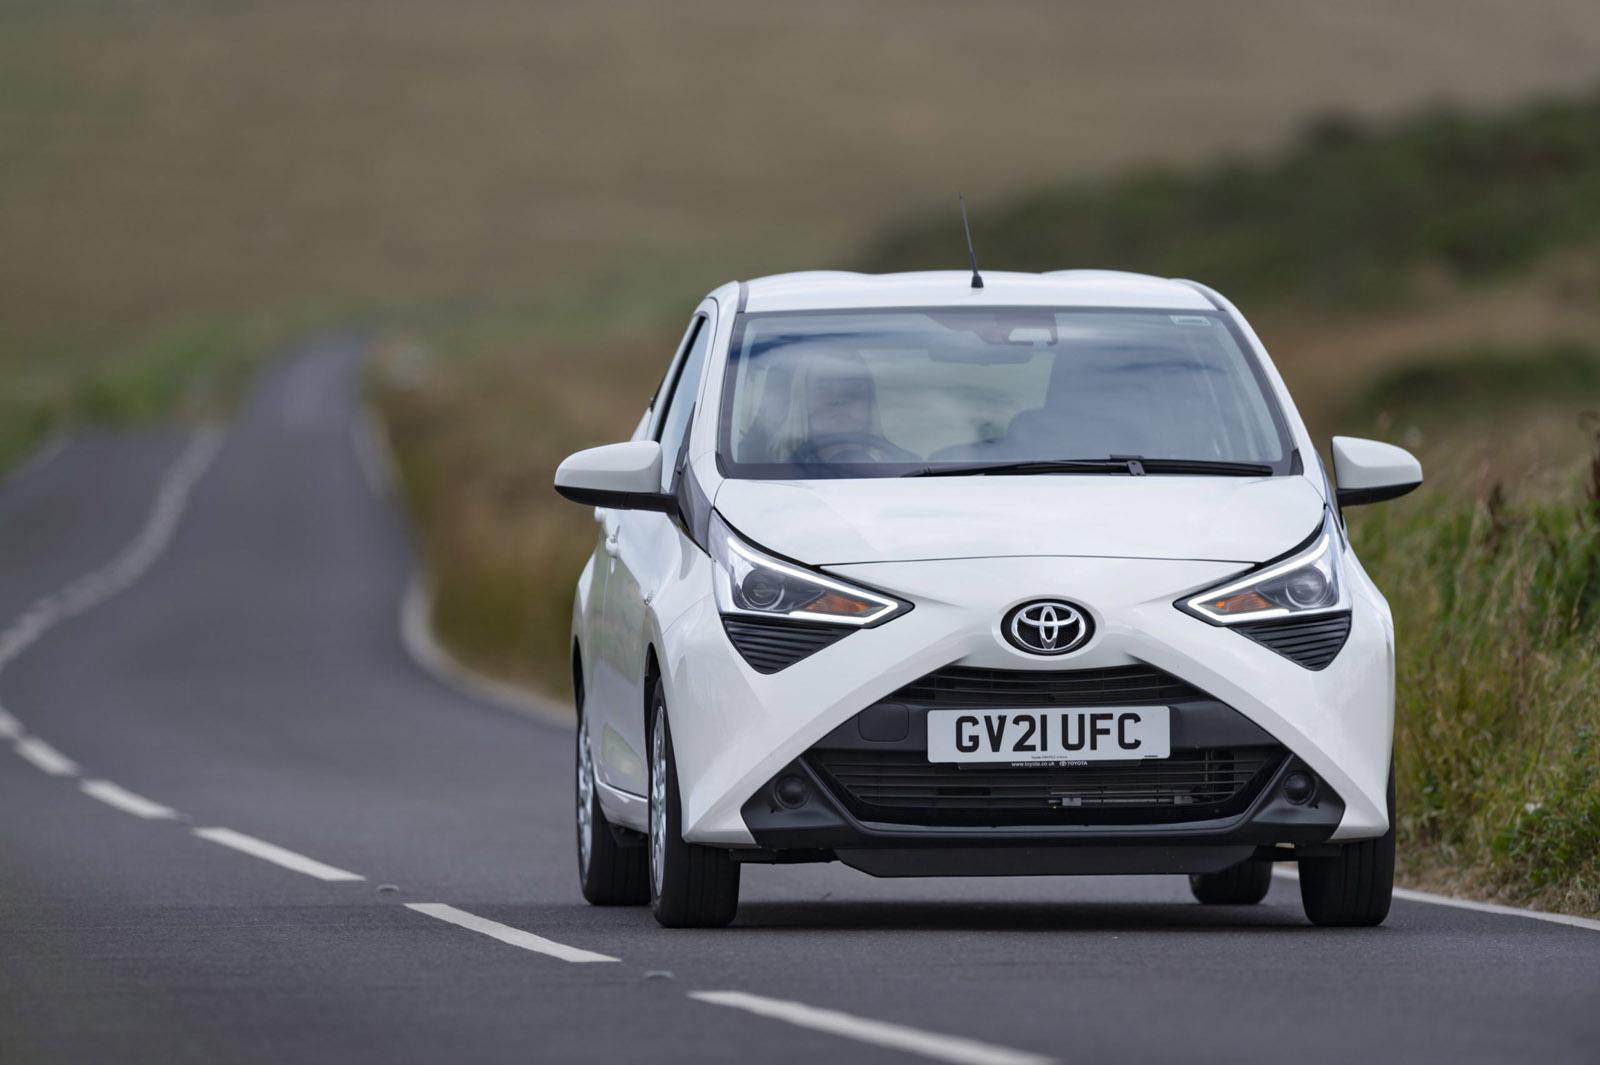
[
  {"left": 1121, "top": 457, "right": 1274, "bottom": 476},
  {"left": 903, "top": 456, "right": 1274, "bottom": 478},
  {"left": 904, "top": 459, "right": 1141, "bottom": 478}
]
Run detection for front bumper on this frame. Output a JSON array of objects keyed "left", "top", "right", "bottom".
[
  {"left": 658, "top": 553, "right": 1392, "bottom": 848},
  {"left": 736, "top": 696, "right": 1344, "bottom": 877}
]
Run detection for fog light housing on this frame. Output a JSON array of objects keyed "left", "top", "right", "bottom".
[
  {"left": 774, "top": 774, "right": 809, "bottom": 809},
  {"left": 1282, "top": 770, "right": 1316, "bottom": 805}
]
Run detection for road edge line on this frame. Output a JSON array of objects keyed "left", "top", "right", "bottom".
[
  {"left": 399, "top": 575, "right": 573, "bottom": 728},
  {"left": 4, "top": 434, "right": 68, "bottom": 486},
  {"left": 354, "top": 401, "right": 570, "bottom": 728},
  {"left": 1271, "top": 866, "right": 1600, "bottom": 933}
]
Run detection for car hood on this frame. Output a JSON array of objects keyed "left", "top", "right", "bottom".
[{"left": 712, "top": 475, "right": 1326, "bottom": 565}]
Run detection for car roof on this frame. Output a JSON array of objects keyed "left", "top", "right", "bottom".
[{"left": 738, "top": 270, "right": 1217, "bottom": 314}]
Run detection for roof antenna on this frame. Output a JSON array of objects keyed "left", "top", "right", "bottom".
[{"left": 958, "top": 192, "right": 984, "bottom": 289}]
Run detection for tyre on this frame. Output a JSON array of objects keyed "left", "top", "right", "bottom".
[
  {"left": 1189, "top": 860, "right": 1272, "bottom": 905},
  {"left": 648, "top": 683, "right": 739, "bottom": 928},
  {"left": 1299, "top": 767, "right": 1395, "bottom": 927},
  {"left": 575, "top": 683, "right": 648, "bottom": 906}
]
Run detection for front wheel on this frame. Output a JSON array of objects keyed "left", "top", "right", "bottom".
[
  {"left": 1298, "top": 768, "right": 1395, "bottom": 927},
  {"left": 575, "top": 695, "right": 648, "bottom": 905},
  {"left": 648, "top": 684, "right": 739, "bottom": 928}
]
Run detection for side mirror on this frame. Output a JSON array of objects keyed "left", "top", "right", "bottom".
[
  {"left": 553, "top": 441, "right": 677, "bottom": 513},
  {"left": 1331, "top": 436, "right": 1423, "bottom": 507}
]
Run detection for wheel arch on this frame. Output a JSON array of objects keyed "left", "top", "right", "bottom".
[
  {"left": 571, "top": 640, "right": 585, "bottom": 718},
  {"left": 642, "top": 643, "right": 662, "bottom": 743}
]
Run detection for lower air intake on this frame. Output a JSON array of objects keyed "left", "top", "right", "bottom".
[
  {"left": 808, "top": 747, "right": 1283, "bottom": 827},
  {"left": 1235, "top": 612, "right": 1352, "bottom": 670},
  {"left": 722, "top": 616, "right": 849, "bottom": 673}
]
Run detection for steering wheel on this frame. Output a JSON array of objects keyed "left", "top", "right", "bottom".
[{"left": 791, "top": 433, "right": 917, "bottom": 466}]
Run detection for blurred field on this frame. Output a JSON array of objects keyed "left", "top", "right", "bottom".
[{"left": 10, "top": 1, "right": 1600, "bottom": 457}]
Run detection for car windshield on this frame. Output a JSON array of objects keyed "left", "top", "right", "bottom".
[{"left": 718, "top": 308, "right": 1292, "bottom": 479}]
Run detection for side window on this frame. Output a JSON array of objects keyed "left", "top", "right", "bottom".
[
  {"left": 654, "top": 315, "right": 712, "bottom": 492},
  {"left": 646, "top": 317, "right": 703, "bottom": 438}
]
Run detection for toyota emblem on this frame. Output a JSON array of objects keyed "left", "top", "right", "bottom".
[{"left": 1002, "top": 599, "right": 1092, "bottom": 656}]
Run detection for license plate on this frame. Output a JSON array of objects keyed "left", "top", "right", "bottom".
[{"left": 925, "top": 707, "right": 1171, "bottom": 765}]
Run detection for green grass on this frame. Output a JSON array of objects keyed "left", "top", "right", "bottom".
[
  {"left": 1353, "top": 441, "right": 1600, "bottom": 914},
  {"left": 0, "top": 307, "right": 354, "bottom": 479},
  {"left": 863, "top": 90, "right": 1600, "bottom": 306},
  {"left": 71, "top": 317, "right": 270, "bottom": 425},
  {"left": 0, "top": 313, "right": 299, "bottom": 474}
]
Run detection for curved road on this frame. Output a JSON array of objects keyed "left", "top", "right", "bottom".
[{"left": 1, "top": 339, "right": 1596, "bottom": 1065}]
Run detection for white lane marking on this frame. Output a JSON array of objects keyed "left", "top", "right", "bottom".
[
  {"left": 360, "top": 390, "right": 570, "bottom": 730},
  {"left": 350, "top": 407, "right": 395, "bottom": 497},
  {"left": 7, "top": 435, "right": 68, "bottom": 484},
  {"left": 689, "top": 991, "right": 1055, "bottom": 1065},
  {"left": 14, "top": 736, "right": 79, "bottom": 776},
  {"left": 0, "top": 429, "right": 218, "bottom": 816},
  {"left": 80, "top": 779, "right": 179, "bottom": 820},
  {"left": 0, "top": 427, "right": 223, "bottom": 675},
  {"left": 399, "top": 574, "right": 572, "bottom": 727},
  {"left": 404, "top": 903, "right": 619, "bottom": 964},
  {"left": 1272, "top": 867, "right": 1600, "bottom": 933},
  {"left": 193, "top": 827, "right": 365, "bottom": 882}
]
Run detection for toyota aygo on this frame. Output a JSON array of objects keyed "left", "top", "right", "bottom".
[{"left": 555, "top": 270, "right": 1422, "bottom": 928}]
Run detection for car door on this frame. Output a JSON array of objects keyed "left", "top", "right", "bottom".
[
  {"left": 577, "top": 404, "right": 649, "bottom": 712},
  {"left": 591, "top": 309, "right": 713, "bottom": 796}
]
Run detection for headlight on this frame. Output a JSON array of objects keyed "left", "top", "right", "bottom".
[
  {"left": 1181, "top": 512, "right": 1343, "bottom": 623},
  {"left": 709, "top": 513, "right": 903, "bottom": 626}
]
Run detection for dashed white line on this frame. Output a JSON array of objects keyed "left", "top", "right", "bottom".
[
  {"left": 0, "top": 704, "right": 22, "bottom": 739},
  {"left": 1271, "top": 866, "right": 1600, "bottom": 933},
  {"left": 80, "top": 779, "right": 178, "bottom": 820},
  {"left": 193, "top": 827, "right": 365, "bottom": 882},
  {"left": 689, "top": 991, "right": 1055, "bottom": 1065},
  {"left": 404, "top": 903, "right": 619, "bottom": 963},
  {"left": 14, "top": 735, "right": 79, "bottom": 776}
]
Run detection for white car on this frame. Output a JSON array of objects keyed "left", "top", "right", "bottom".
[{"left": 555, "top": 270, "right": 1421, "bottom": 928}]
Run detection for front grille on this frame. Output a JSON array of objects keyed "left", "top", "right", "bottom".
[
  {"left": 809, "top": 747, "right": 1282, "bottom": 826},
  {"left": 723, "top": 616, "right": 850, "bottom": 673},
  {"left": 887, "top": 663, "right": 1204, "bottom": 708},
  {"left": 1235, "top": 612, "right": 1352, "bottom": 670}
]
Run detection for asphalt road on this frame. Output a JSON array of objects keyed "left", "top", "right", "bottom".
[{"left": 1, "top": 338, "right": 1597, "bottom": 1065}]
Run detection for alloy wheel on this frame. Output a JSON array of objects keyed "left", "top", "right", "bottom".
[
  {"left": 649, "top": 706, "right": 667, "bottom": 898},
  {"left": 575, "top": 715, "right": 594, "bottom": 877}
]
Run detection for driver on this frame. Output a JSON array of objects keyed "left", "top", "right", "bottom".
[{"left": 780, "top": 350, "right": 917, "bottom": 465}]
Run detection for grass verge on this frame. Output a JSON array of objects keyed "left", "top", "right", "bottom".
[
  {"left": 1353, "top": 437, "right": 1600, "bottom": 916},
  {"left": 0, "top": 313, "right": 300, "bottom": 476},
  {"left": 373, "top": 324, "right": 660, "bottom": 692}
]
